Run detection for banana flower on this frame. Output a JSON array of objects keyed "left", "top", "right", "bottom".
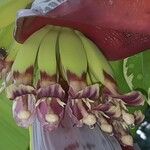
[{"left": 1, "top": 0, "right": 150, "bottom": 150}]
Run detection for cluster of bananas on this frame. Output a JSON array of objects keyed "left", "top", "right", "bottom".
[{"left": 0, "top": 25, "right": 145, "bottom": 146}]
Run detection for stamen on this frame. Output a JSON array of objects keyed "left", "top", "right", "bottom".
[
  {"left": 56, "top": 98, "right": 66, "bottom": 107},
  {"left": 82, "top": 98, "right": 92, "bottom": 110},
  {"left": 77, "top": 99, "right": 96, "bottom": 126},
  {"left": 108, "top": 103, "right": 121, "bottom": 118}
]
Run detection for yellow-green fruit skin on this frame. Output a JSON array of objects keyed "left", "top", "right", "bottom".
[
  {"left": 75, "top": 30, "right": 113, "bottom": 84},
  {"left": 38, "top": 27, "right": 59, "bottom": 76},
  {"left": 12, "top": 25, "right": 51, "bottom": 73},
  {"left": 58, "top": 28, "right": 87, "bottom": 81}
]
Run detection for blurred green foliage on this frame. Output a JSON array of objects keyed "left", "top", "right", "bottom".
[{"left": 0, "top": 93, "right": 29, "bottom": 150}]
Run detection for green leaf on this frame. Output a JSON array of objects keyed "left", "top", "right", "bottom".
[
  {"left": 110, "top": 59, "right": 148, "bottom": 112},
  {"left": 123, "top": 50, "right": 150, "bottom": 91},
  {"left": 123, "top": 50, "right": 150, "bottom": 105},
  {"left": 110, "top": 60, "right": 131, "bottom": 92},
  {"left": 0, "top": 94, "right": 29, "bottom": 150}
]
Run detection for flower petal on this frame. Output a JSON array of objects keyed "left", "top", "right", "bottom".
[
  {"left": 15, "top": 0, "right": 150, "bottom": 60},
  {"left": 6, "top": 84, "right": 36, "bottom": 100},
  {"left": 32, "top": 114, "right": 122, "bottom": 150},
  {"left": 36, "top": 98, "right": 65, "bottom": 131},
  {"left": 36, "top": 84, "right": 66, "bottom": 131},
  {"left": 12, "top": 94, "right": 36, "bottom": 128},
  {"left": 114, "top": 91, "right": 145, "bottom": 106},
  {"left": 66, "top": 100, "right": 83, "bottom": 127},
  {"left": 69, "top": 84, "right": 99, "bottom": 100},
  {"left": 37, "top": 83, "right": 65, "bottom": 100},
  {"left": 103, "top": 88, "right": 145, "bottom": 106}
]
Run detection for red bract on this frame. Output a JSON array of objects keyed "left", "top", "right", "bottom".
[{"left": 15, "top": 0, "right": 150, "bottom": 60}]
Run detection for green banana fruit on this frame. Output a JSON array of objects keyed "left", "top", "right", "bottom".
[
  {"left": 58, "top": 27, "right": 87, "bottom": 84},
  {"left": 75, "top": 30, "right": 114, "bottom": 85},
  {"left": 12, "top": 25, "right": 51, "bottom": 84},
  {"left": 87, "top": 71, "right": 101, "bottom": 85},
  {"left": 86, "top": 73, "right": 92, "bottom": 85},
  {"left": 37, "top": 26, "right": 58, "bottom": 84},
  {"left": 0, "top": 0, "right": 31, "bottom": 28}
]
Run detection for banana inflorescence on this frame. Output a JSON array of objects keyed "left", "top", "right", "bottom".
[{"left": 0, "top": 25, "right": 145, "bottom": 146}]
